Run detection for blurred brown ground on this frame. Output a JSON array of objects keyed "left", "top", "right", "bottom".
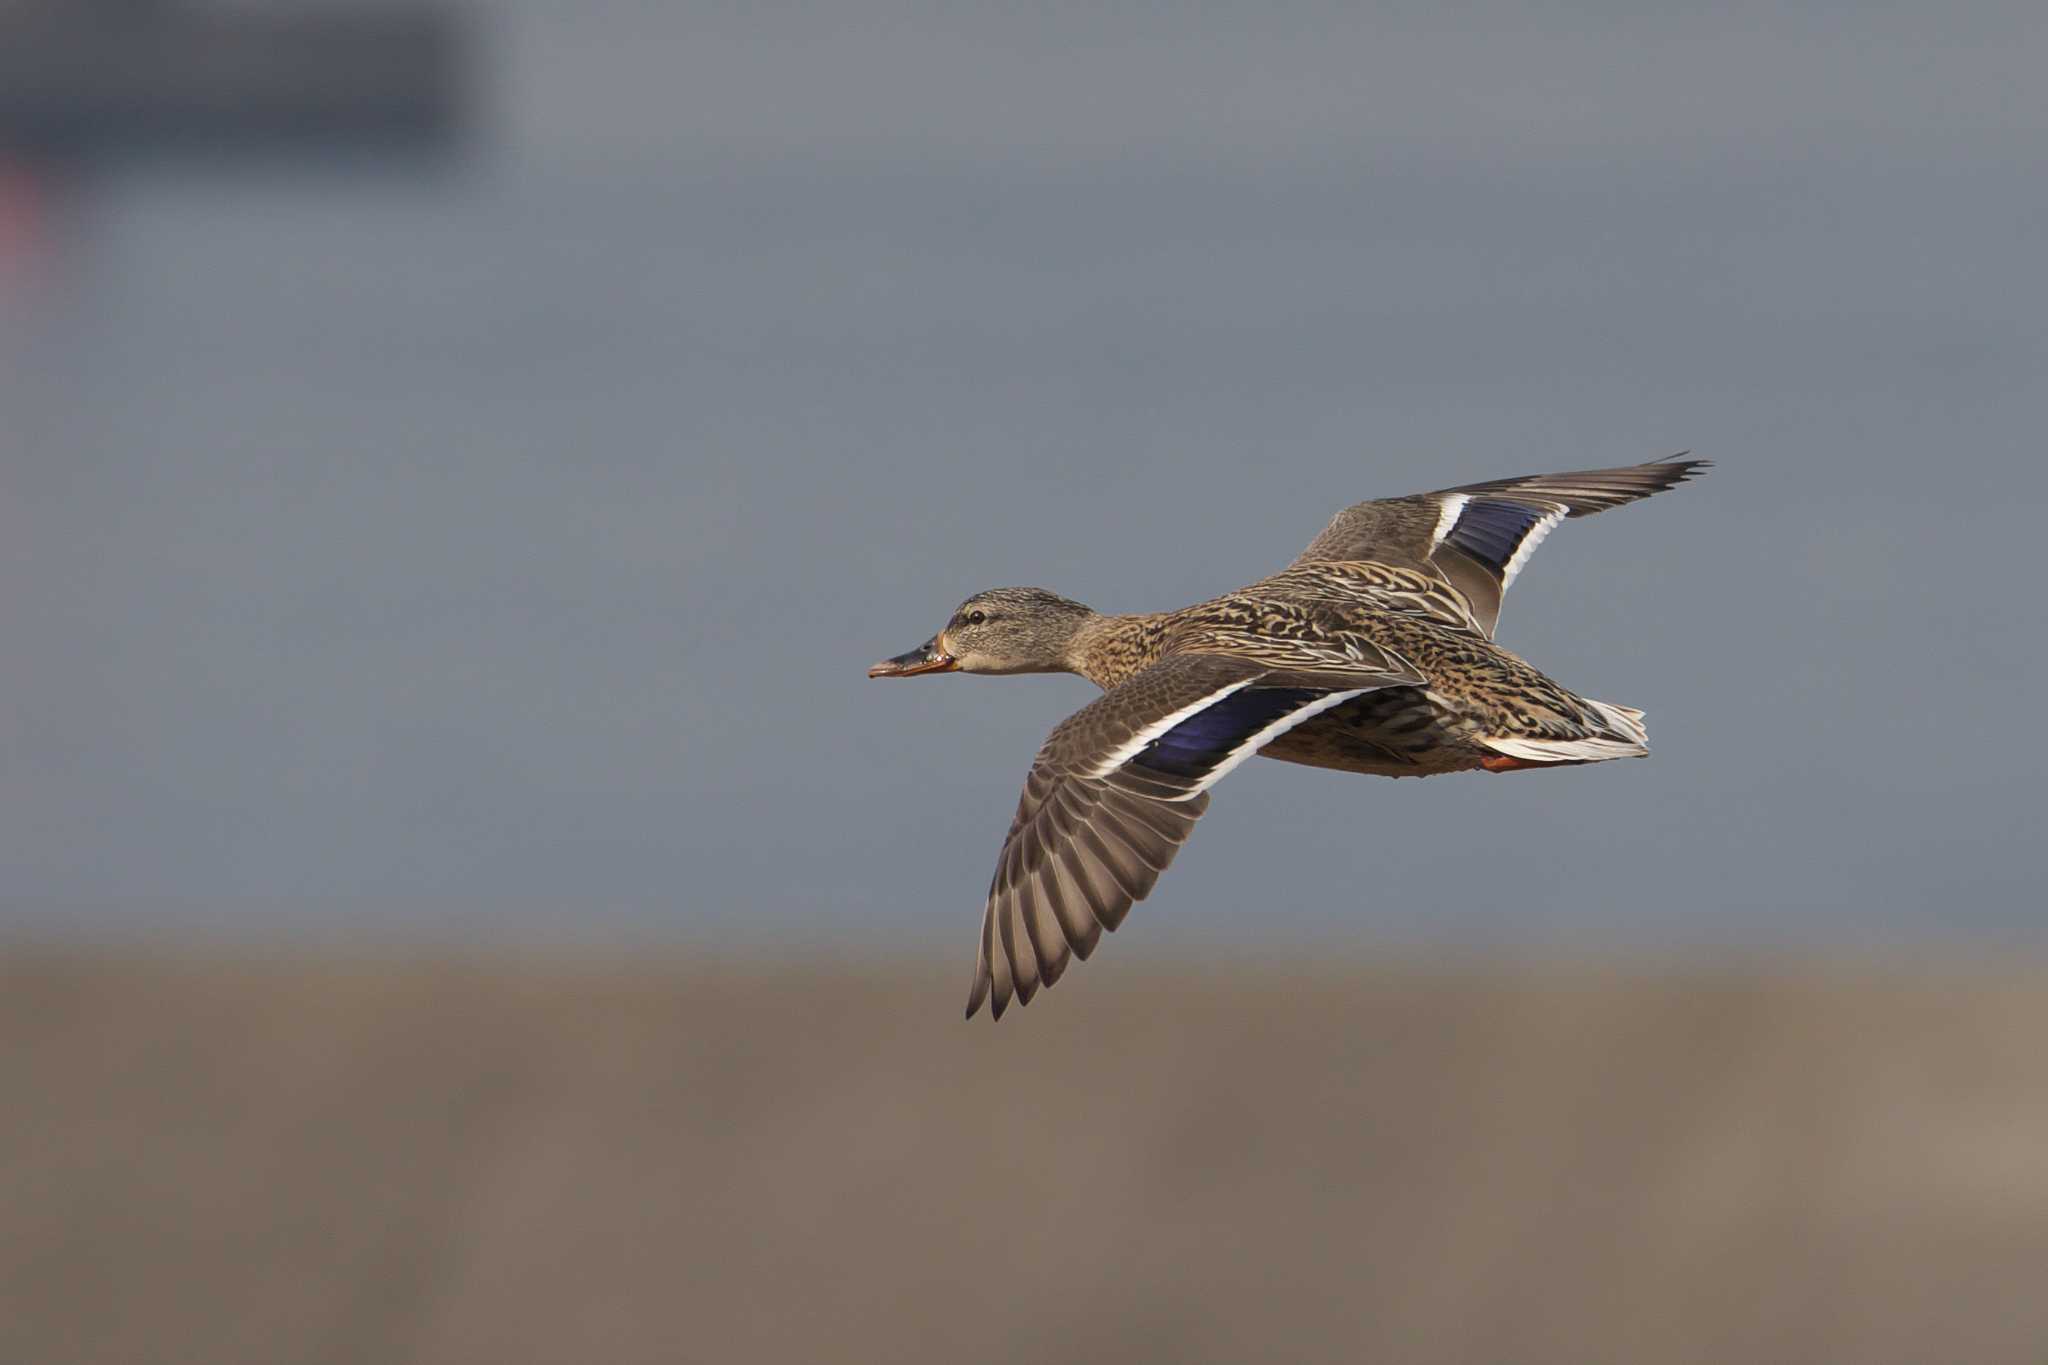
[{"left": 5, "top": 945, "right": 2048, "bottom": 1364}]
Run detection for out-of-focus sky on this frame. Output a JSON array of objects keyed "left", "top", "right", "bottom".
[{"left": 2, "top": 1, "right": 2042, "bottom": 950}]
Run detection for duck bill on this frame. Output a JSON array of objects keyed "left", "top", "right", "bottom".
[{"left": 868, "top": 636, "right": 958, "bottom": 678}]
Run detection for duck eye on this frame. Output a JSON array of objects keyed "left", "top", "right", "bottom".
[{"left": 968, "top": 610, "right": 987, "bottom": 625}]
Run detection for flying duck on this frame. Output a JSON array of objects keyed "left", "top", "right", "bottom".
[{"left": 869, "top": 456, "right": 1708, "bottom": 1019}]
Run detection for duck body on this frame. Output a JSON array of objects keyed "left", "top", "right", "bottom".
[
  {"left": 1066, "top": 559, "right": 1648, "bottom": 779},
  {"left": 869, "top": 456, "right": 1706, "bottom": 1019}
]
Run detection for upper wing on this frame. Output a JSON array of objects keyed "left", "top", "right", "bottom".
[
  {"left": 1291, "top": 456, "right": 1709, "bottom": 636},
  {"left": 966, "top": 653, "right": 1411, "bottom": 1021}
]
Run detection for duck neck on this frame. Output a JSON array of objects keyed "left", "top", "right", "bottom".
[{"left": 1065, "top": 611, "right": 1172, "bottom": 691}]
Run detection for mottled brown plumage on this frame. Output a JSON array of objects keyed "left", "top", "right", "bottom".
[{"left": 868, "top": 456, "right": 1708, "bottom": 1019}]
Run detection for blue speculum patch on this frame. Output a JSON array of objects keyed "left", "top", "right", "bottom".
[
  {"left": 1131, "top": 687, "right": 1327, "bottom": 779},
  {"left": 1447, "top": 499, "right": 1548, "bottom": 572}
]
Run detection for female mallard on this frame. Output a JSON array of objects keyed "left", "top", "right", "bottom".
[{"left": 869, "top": 456, "right": 1708, "bottom": 1019}]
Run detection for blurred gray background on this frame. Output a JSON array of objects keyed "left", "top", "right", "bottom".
[
  {"left": 2, "top": 1, "right": 2042, "bottom": 953},
  {"left": 3, "top": 3, "right": 2047, "bottom": 1363}
]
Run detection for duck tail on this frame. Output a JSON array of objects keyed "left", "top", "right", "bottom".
[
  {"left": 1480, "top": 698, "right": 1650, "bottom": 765},
  {"left": 1587, "top": 698, "right": 1649, "bottom": 748}
]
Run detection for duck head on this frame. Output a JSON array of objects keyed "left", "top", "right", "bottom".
[{"left": 868, "top": 587, "right": 1096, "bottom": 678}]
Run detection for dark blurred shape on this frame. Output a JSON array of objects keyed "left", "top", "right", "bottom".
[{"left": 0, "top": 1, "right": 467, "bottom": 160}]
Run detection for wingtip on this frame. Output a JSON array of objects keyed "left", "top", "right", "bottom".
[{"left": 1638, "top": 453, "right": 1710, "bottom": 494}]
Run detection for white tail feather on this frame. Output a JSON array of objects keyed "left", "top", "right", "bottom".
[
  {"left": 1587, "top": 697, "right": 1649, "bottom": 744},
  {"left": 1482, "top": 698, "right": 1649, "bottom": 764}
]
